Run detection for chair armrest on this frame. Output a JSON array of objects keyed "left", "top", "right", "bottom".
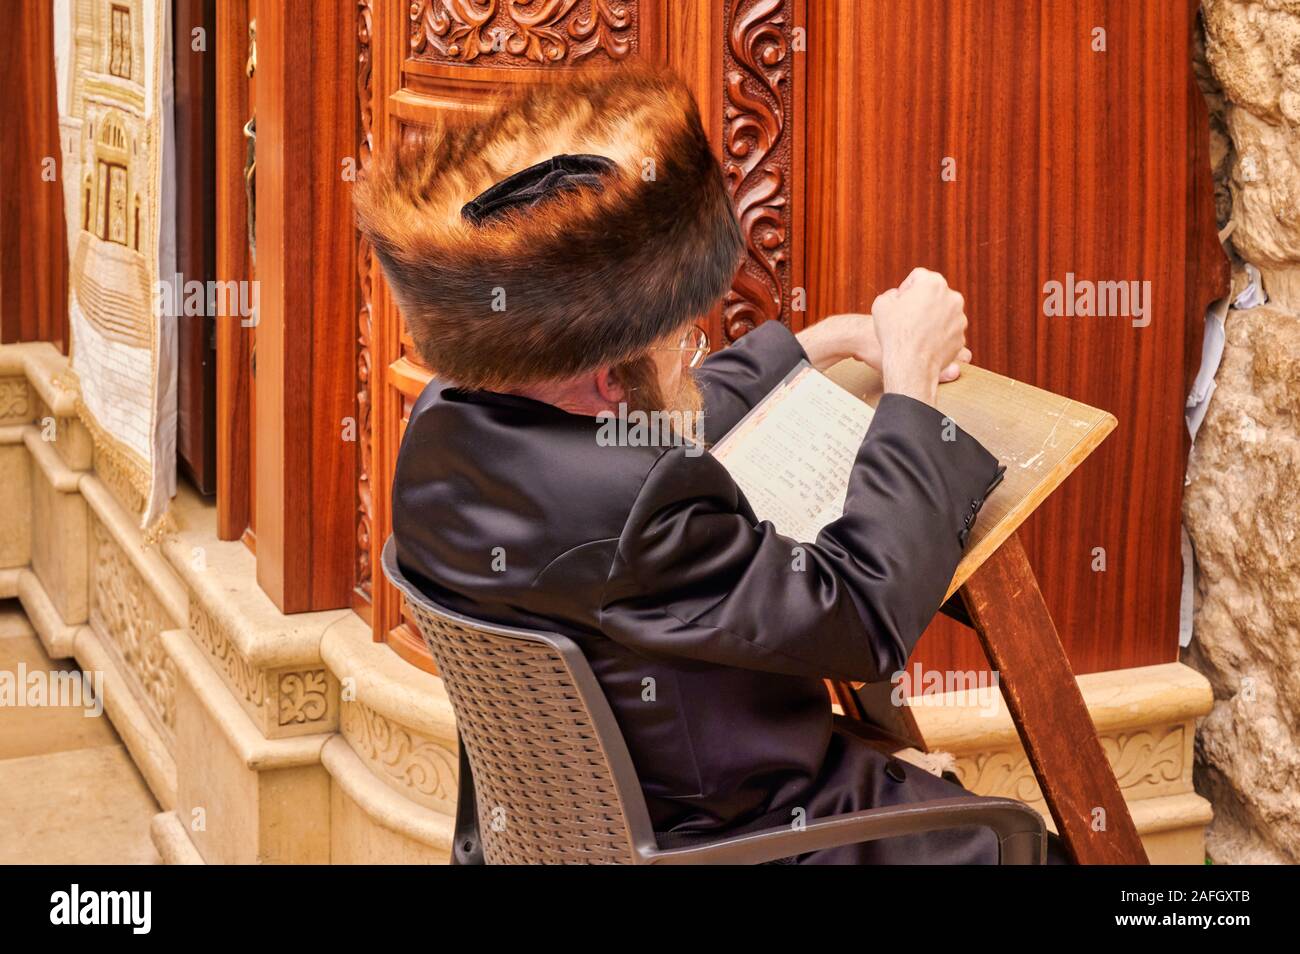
[{"left": 642, "top": 795, "right": 1046, "bottom": 865}]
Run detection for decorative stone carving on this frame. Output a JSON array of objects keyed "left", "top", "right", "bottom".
[
  {"left": 89, "top": 517, "right": 176, "bottom": 739},
  {"left": 341, "top": 699, "right": 458, "bottom": 812},
  {"left": 278, "top": 669, "right": 331, "bottom": 726},
  {"left": 952, "top": 749, "right": 1044, "bottom": 804},
  {"left": 0, "top": 377, "right": 31, "bottom": 425},
  {"left": 951, "top": 723, "right": 1193, "bottom": 806},
  {"left": 409, "top": 0, "right": 635, "bottom": 66},
  {"left": 722, "top": 0, "right": 797, "bottom": 342},
  {"left": 189, "top": 603, "right": 267, "bottom": 713},
  {"left": 188, "top": 603, "right": 338, "bottom": 738},
  {"left": 1101, "top": 727, "right": 1188, "bottom": 795}
]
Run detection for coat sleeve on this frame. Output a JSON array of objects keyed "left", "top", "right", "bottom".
[
  {"left": 694, "top": 320, "right": 809, "bottom": 443},
  {"left": 599, "top": 393, "right": 1006, "bottom": 682}
]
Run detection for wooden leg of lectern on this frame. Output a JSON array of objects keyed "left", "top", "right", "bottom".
[{"left": 959, "top": 531, "right": 1148, "bottom": 865}]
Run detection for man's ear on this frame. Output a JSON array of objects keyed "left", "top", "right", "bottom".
[{"left": 595, "top": 367, "right": 626, "bottom": 404}]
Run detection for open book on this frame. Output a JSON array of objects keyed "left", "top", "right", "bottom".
[{"left": 711, "top": 358, "right": 1117, "bottom": 600}]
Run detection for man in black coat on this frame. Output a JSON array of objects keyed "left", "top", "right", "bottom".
[{"left": 357, "top": 68, "right": 1068, "bottom": 864}]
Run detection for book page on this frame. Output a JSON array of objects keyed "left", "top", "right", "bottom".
[{"left": 711, "top": 363, "right": 875, "bottom": 543}]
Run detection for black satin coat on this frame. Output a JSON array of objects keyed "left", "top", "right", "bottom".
[{"left": 393, "top": 321, "right": 1024, "bottom": 864}]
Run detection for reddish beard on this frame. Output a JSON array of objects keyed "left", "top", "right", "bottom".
[{"left": 612, "top": 355, "right": 706, "bottom": 447}]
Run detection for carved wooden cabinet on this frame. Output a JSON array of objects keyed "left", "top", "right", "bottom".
[{"left": 357, "top": 0, "right": 1224, "bottom": 677}]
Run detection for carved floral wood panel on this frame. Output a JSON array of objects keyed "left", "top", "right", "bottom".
[
  {"left": 409, "top": 0, "right": 638, "bottom": 66},
  {"left": 721, "top": 0, "right": 801, "bottom": 342},
  {"left": 356, "top": 0, "right": 376, "bottom": 610}
]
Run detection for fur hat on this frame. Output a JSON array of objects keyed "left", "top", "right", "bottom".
[{"left": 353, "top": 67, "right": 742, "bottom": 390}]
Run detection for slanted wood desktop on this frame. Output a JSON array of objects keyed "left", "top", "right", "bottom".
[{"left": 825, "top": 358, "right": 1146, "bottom": 865}]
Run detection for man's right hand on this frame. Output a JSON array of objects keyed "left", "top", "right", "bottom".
[{"left": 870, "top": 267, "right": 969, "bottom": 406}]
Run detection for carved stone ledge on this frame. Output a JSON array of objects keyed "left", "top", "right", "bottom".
[
  {"left": 89, "top": 516, "right": 177, "bottom": 744},
  {"left": 340, "top": 698, "right": 458, "bottom": 814},
  {"left": 162, "top": 627, "right": 333, "bottom": 863},
  {"left": 0, "top": 342, "right": 78, "bottom": 419},
  {"left": 0, "top": 376, "right": 31, "bottom": 426},
  {"left": 321, "top": 609, "right": 458, "bottom": 816},
  {"left": 30, "top": 392, "right": 94, "bottom": 470},
  {"left": 155, "top": 485, "right": 350, "bottom": 742},
  {"left": 189, "top": 602, "right": 339, "bottom": 739},
  {"left": 322, "top": 736, "right": 453, "bottom": 861},
  {"left": 9, "top": 346, "right": 148, "bottom": 521},
  {"left": 905, "top": 662, "right": 1215, "bottom": 863},
  {"left": 949, "top": 721, "right": 1193, "bottom": 805},
  {"left": 188, "top": 602, "right": 268, "bottom": 723}
]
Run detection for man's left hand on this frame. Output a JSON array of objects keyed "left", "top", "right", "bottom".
[{"left": 798, "top": 312, "right": 971, "bottom": 381}]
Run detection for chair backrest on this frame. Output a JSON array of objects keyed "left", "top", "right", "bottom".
[{"left": 381, "top": 537, "right": 660, "bottom": 864}]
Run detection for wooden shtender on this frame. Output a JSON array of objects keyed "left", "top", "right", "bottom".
[{"left": 825, "top": 359, "right": 1148, "bottom": 865}]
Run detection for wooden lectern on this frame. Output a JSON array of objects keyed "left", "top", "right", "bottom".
[{"left": 825, "top": 359, "right": 1149, "bottom": 866}]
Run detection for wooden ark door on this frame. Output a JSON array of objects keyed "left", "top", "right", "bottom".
[
  {"left": 803, "top": 0, "right": 1224, "bottom": 676},
  {"left": 362, "top": 0, "right": 1222, "bottom": 675},
  {"left": 364, "top": 0, "right": 806, "bottom": 668}
]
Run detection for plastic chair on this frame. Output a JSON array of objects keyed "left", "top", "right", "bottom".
[{"left": 382, "top": 536, "right": 1046, "bottom": 865}]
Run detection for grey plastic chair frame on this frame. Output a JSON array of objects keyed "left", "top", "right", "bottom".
[{"left": 382, "top": 537, "right": 1046, "bottom": 865}]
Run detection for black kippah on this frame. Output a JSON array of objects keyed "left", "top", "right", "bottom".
[{"left": 461, "top": 153, "right": 617, "bottom": 226}]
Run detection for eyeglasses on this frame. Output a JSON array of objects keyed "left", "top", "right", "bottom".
[{"left": 658, "top": 325, "right": 710, "bottom": 369}]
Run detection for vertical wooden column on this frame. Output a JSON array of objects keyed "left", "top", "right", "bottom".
[
  {"left": 0, "top": 0, "right": 68, "bottom": 348},
  {"left": 174, "top": 0, "right": 219, "bottom": 494},
  {"left": 366, "top": 0, "right": 404, "bottom": 648},
  {"left": 253, "top": 0, "right": 358, "bottom": 612},
  {"left": 215, "top": 0, "right": 254, "bottom": 540}
]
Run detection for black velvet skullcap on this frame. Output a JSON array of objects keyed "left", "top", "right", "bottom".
[{"left": 460, "top": 153, "right": 617, "bottom": 226}]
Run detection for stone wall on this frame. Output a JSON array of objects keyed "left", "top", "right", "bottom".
[{"left": 1185, "top": 0, "right": 1300, "bottom": 864}]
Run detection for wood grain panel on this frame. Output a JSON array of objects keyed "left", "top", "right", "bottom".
[
  {"left": 370, "top": 0, "right": 413, "bottom": 647},
  {"left": 0, "top": 0, "right": 68, "bottom": 348},
  {"left": 806, "top": 0, "right": 1219, "bottom": 676},
  {"left": 253, "top": 0, "right": 358, "bottom": 612},
  {"left": 1027, "top": 0, "right": 1189, "bottom": 673},
  {"left": 175, "top": 0, "right": 219, "bottom": 495}
]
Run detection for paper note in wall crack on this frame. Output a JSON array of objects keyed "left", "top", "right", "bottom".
[{"left": 711, "top": 362, "right": 875, "bottom": 543}]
